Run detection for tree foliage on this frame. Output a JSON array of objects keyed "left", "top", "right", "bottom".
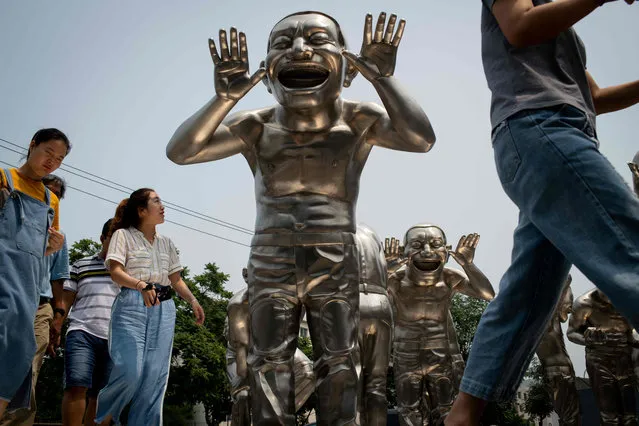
[
  {"left": 450, "top": 293, "right": 489, "bottom": 360},
  {"left": 68, "top": 238, "right": 102, "bottom": 263},
  {"left": 165, "top": 263, "right": 233, "bottom": 425},
  {"left": 524, "top": 358, "right": 554, "bottom": 425}
]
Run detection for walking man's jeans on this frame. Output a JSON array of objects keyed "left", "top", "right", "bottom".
[{"left": 461, "top": 104, "right": 639, "bottom": 401}]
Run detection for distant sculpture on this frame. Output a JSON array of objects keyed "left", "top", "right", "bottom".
[
  {"left": 567, "top": 288, "right": 638, "bottom": 425},
  {"left": 535, "top": 275, "right": 580, "bottom": 425},
  {"left": 385, "top": 225, "right": 494, "bottom": 425},
  {"left": 355, "top": 224, "right": 393, "bottom": 425}
]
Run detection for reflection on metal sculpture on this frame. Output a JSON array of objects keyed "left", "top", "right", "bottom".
[
  {"left": 535, "top": 276, "right": 580, "bottom": 426},
  {"left": 567, "top": 288, "right": 638, "bottom": 425},
  {"left": 629, "top": 151, "right": 639, "bottom": 197},
  {"left": 225, "top": 268, "right": 315, "bottom": 425},
  {"left": 356, "top": 224, "right": 393, "bottom": 426},
  {"left": 168, "top": 9, "right": 435, "bottom": 423},
  {"left": 385, "top": 225, "right": 494, "bottom": 425},
  {"left": 629, "top": 153, "right": 639, "bottom": 391}
]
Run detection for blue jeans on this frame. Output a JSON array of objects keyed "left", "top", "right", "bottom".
[
  {"left": 64, "top": 330, "right": 112, "bottom": 397},
  {"left": 95, "top": 288, "right": 175, "bottom": 425},
  {"left": 461, "top": 105, "right": 639, "bottom": 401}
]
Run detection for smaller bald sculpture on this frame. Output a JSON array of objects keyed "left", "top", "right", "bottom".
[
  {"left": 385, "top": 224, "right": 495, "bottom": 425},
  {"left": 567, "top": 288, "right": 638, "bottom": 426}
]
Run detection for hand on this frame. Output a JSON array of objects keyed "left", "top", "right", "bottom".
[
  {"left": 46, "top": 227, "right": 64, "bottom": 255},
  {"left": 449, "top": 233, "right": 480, "bottom": 266},
  {"left": 191, "top": 300, "right": 205, "bottom": 325},
  {"left": 141, "top": 288, "right": 160, "bottom": 307},
  {"left": 209, "top": 28, "right": 266, "bottom": 101},
  {"left": 342, "top": 12, "right": 405, "bottom": 81},
  {"left": 384, "top": 237, "right": 407, "bottom": 271},
  {"left": 47, "top": 318, "right": 63, "bottom": 356}
]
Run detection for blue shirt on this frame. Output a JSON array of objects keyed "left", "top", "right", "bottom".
[{"left": 40, "top": 237, "right": 70, "bottom": 298}]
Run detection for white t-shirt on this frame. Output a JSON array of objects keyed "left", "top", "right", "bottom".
[{"left": 106, "top": 227, "right": 182, "bottom": 287}]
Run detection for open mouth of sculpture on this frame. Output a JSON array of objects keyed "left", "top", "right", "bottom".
[
  {"left": 278, "top": 66, "right": 330, "bottom": 89},
  {"left": 412, "top": 259, "right": 442, "bottom": 272}
]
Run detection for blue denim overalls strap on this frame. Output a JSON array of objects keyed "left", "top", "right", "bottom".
[{"left": 0, "top": 168, "right": 54, "bottom": 408}]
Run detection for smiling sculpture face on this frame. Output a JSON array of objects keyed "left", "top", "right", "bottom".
[
  {"left": 404, "top": 226, "right": 448, "bottom": 275},
  {"left": 264, "top": 13, "right": 347, "bottom": 109}
]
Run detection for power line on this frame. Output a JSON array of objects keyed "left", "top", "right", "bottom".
[
  {"left": 0, "top": 159, "right": 250, "bottom": 248},
  {"left": 0, "top": 138, "right": 254, "bottom": 235}
]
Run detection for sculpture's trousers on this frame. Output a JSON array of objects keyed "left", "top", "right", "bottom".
[
  {"left": 248, "top": 235, "right": 360, "bottom": 425},
  {"left": 358, "top": 292, "right": 392, "bottom": 426},
  {"left": 585, "top": 346, "right": 637, "bottom": 426},
  {"left": 394, "top": 340, "right": 455, "bottom": 426},
  {"left": 545, "top": 366, "right": 581, "bottom": 426}
]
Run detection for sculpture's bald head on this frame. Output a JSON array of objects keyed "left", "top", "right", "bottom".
[
  {"left": 630, "top": 151, "right": 639, "bottom": 196},
  {"left": 403, "top": 224, "right": 449, "bottom": 274}
]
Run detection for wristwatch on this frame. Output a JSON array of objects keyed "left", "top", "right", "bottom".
[{"left": 53, "top": 308, "right": 66, "bottom": 317}]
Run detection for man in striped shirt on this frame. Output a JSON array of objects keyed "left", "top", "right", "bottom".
[{"left": 54, "top": 219, "right": 119, "bottom": 426}]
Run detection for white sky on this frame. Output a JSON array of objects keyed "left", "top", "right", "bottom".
[{"left": 1, "top": 0, "right": 638, "bottom": 381}]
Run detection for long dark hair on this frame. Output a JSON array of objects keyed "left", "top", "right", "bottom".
[{"left": 110, "top": 188, "right": 154, "bottom": 235}]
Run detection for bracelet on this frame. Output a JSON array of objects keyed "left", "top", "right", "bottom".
[
  {"left": 187, "top": 297, "right": 197, "bottom": 304},
  {"left": 135, "top": 280, "right": 144, "bottom": 291}
]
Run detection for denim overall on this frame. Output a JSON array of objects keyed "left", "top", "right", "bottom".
[{"left": 0, "top": 169, "right": 53, "bottom": 408}]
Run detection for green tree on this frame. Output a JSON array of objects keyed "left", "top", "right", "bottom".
[
  {"left": 524, "top": 358, "right": 554, "bottom": 426},
  {"left": 450, "top": 293, "right": 489, "bottom": 360},
  {"left": 68, "top": 238, "right": 101, "bottom": 263},
  {"left": 449, "top": 294, "right": 530, "bottom": 425},
  {"left": 296, "top": 337, "right": 317, "bottom": 425},
  {"left": 164, "top": 263, "right": 234, "bottom": 425}
]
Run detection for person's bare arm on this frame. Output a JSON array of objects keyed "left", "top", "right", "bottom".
[
  {"left": 491, "top": 0, "right": 633, "bottom": 49},
  {"left": 343, "top": 13, "right": 435, "bottom": 153},
  {"left": 586, "top": 71, "right": 639, "bottom": 115},
  {"left": 167, "top": 28, "right": 265, "bottom": 165},
  {"left": 169, "top": 271, "right": 205, "bottom": 325}
]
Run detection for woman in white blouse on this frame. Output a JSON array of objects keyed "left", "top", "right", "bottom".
[{"left": 95, "top": 188, "right": 204, "bottom": 425}]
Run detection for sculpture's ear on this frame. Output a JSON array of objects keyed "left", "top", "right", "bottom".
[
  {"left": 260, "top": 60, "right": 272, "bottom": 93},
  {"left": 343, "top": 61, "right": 358, "bottom": 88}
]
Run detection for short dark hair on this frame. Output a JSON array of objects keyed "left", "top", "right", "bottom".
[
  {"left": 268, "top": 11, "right": 347, "bottom": 51},
  {"left": 101, "top": 218, "right": 114, "bottom": 239},
  {"left": 28, "top": 128, "right": 71, "bottom": 159},
  {"left": 42, "top": 174, "right": 67, "bottom": 199}
]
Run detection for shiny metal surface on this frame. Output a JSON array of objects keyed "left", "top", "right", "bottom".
[
  {"left": 535, "top": 276, "right": 580, "bottom": 426},
  {"left": 629, "top": 151, "right": 639, "bottom": 196},
  {"left": 567, "top": 289, "right": 637, "bottom": 425},
  {"left": 225, "top": 278, "right": 316, "bottom": 424},
  {"left": 167, "top": 10, "right": 435, "bottom": 424},
  {"left": 386, "top": 225, "right": 494, "bottom": 425},
  {"left": 356, "top": 224, "right": 392, "bottom": 426}
]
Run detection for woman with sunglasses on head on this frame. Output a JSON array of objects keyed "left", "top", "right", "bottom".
[
  {"left": 0, "top": 128, "right": 70, "bottom": 418},
  {"left": 95, "top": 188, "right": 205, "bottom": 425}
]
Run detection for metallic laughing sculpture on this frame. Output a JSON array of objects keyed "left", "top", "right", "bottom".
[
  {"left": 167, "top": 11, "right": 435, "bottom": 424},
  {"left": 567, "top": 289, "right": 638, "bottom": 426},
  {"left": 355, "top": 224, "right": 393, "bottom": 425},
  {"left": 385, "top": 226, "right": 494, "bottom": 425},
  {"left": 535, "top": 276, "right": 580, "bottom": 426}
]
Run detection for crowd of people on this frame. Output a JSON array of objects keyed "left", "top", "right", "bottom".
[
  {"left": 0, "top": 135, "right": 204, "bottom": 425},
  {"left": 2, "top": 0, "right": 639, "bottom": 425}
]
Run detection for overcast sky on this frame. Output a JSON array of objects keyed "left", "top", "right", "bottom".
[{"left": 1, "top": 0, "right": 638, "bottom": 381}]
